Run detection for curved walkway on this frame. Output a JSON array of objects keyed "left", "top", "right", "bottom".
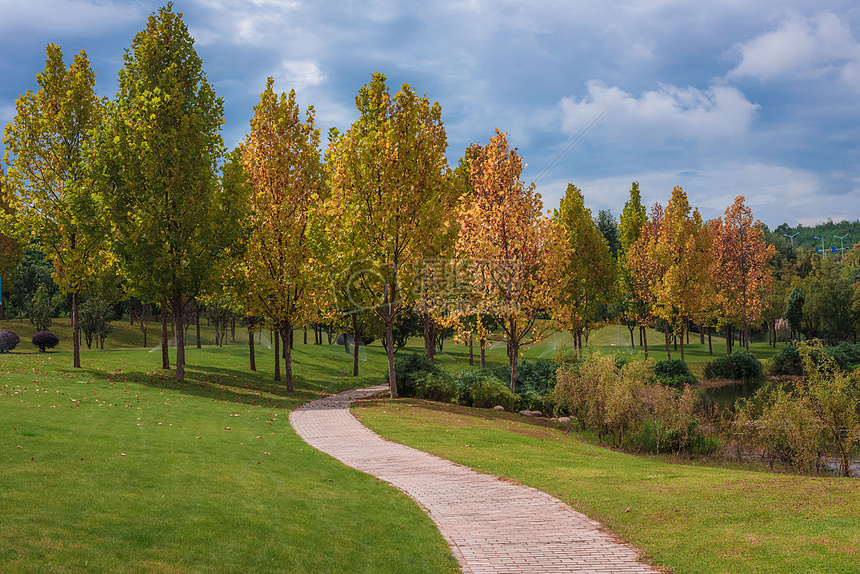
[{"left": 290, "top": 386, "right": 659, "bottom": 574}]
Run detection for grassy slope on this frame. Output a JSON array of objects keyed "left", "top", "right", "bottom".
[
  {"left": 355, "top": 400, "right": 860, "bottom": 574},
  {"left": 0, "top": 342, "right": 459, "bottom": 573}
]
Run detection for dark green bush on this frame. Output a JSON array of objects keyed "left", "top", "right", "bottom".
[
  {"left": 653, "top": 359, "right": 697, "bottom": 386},
  {"left": 770, "top": 344, "right": 853, "bottom": 376},
  {"left": 703, "top": 350, "right": 764, "bottom": 382},
  {"left": 391, "top": 353, "right": 440, "bottom": 398},
  {"left": 770, "top": 345, "right": 802, "bottom": 376},
  {"left": 825, "top": 343, "right": 856, "bottom": 370},
  {"left": 468, "top": 377, "right": 518, "bottom": 411},
  {"left": 31, "top": 331, "right": 59, "bottom": 352},
  {"left": 488, "top": 360, "right": 558, "bottom": 395},
  {"left": 0, "top": 330, "right": 20, "bottom": 353},
  {"left": 412, "top": 371, "right": 457, "bottom": 403}
]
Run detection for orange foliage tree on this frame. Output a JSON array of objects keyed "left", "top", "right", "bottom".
[
  {"left": 710, "top": 195, "right": 775, "bottom": 354},
  {"left": 455, "top": 129, "right": 560, "bottom": 393}
]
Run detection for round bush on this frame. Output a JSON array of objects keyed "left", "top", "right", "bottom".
[
  {"left": 770, "top": 346, "right": 802, "bottom": 376},
  {"left": 653, "top": 359, "right": 697, "bottom": 386},
  {"left": 0, "top": 330, "right": 20, "bottom": 353},
  {"left": 703, "top": 350, "right": 764, "bottom": 382},
  {"left": 31, "top": 331, "right": 60, "bottom": 352}
]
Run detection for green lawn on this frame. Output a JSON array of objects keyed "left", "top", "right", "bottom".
[
  {"left": 354, "top": 399, "right": 860, "bottom": 574},
  {"left": 0, "top": 339, "right": 459, "bottom": 573}
]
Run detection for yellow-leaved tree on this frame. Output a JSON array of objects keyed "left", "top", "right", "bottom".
[
  {"left": 648, "top": 186, "right": 712, "bottom": 361},
  {"left": 326, "top": 73, "right": 452, "bottom": 398},
  {"left": 242, "top": 79, "right": 327, "bottom": 391},
  {"left": 3, "top": 44, "right": 102, "bottom": 367}
]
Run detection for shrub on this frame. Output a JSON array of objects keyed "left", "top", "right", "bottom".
[
  {"left": 0, "top": 330, "right": 20, "bottom": 353},
  {"left": 468, "top": 377, "right": 518, "bottom": 411},
  {"left": 412, "top": 371, "right": 457, "bottom": 403},
  {"left": 553, "top": 354, "right": 648, "bottom": 445},
  {"left": 390, "top": 353, "right": 440, "bottom": 398},
  {"left": 770, "top": 345, "right": 802, "bottom": 376},
  {"left": 703, "top": 350, "right": 764, "bottom": 383},
  {"left": 770, "top": 343, "right": 852, "bottom": 377},
  {"left": 653, "top": 359, "right": 697, "bottom": 387},
  {"left": 31, "top": 331, "right": 59, "bottom": 352},
  {"left": 488, "top": 360, "right": 559, "bottom": 395}
]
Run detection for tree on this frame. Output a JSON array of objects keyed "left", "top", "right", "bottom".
[
  {"left": 595, "top": 209, "right": 621, "bottom": 260},
  {"left": 79, "top": 297, "right": 114, "bottom": 349},
  {"left": 649, "top": 186, "right": 711, "bottom": 361},
  {"left": 241, "top": 79, "right": 326, "bottom": 391},
  {"left": 96, "top": 4, "right": 235, "bottom": 382},
  {"left": 455, "top": 129, "right": 559, "bottom": 393},
  {"left": 625, "top": 202, "right": 665, "bottom": 358},
  {"left": 326, "top": 73, "right": 452, "bottom": 398},
  {"left": 785, "top": 287, "right": 806, "bottom": 340},
  {"left": 618, "top": 182, "right": 651, "bottom": 352},
  {"left": 28, "top": 284, "right": 55, "bottom": 332},
  {"left": 3, "top": 44, "right": 101, "bottom": 368},
  {"left": 0, "top": 166, "right": 24, "bottom": 320},
  {"left": 552, "top": 184, "right": 616, "bottom": 355},
  {"left": 710, "top": 196, "right": 775, "bottom": 353}
]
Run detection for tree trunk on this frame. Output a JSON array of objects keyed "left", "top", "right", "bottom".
[
  {"left": 700, "top": 324, "right": 704, "bottom": 345},
  {"left": 273, "top": 329, "right": 281, "bottom": 382},
  {"left": 679, "top": 321, "right": 685, "bottom": 362},
  {"left": 196, "top": 306, "right": 201, "bottom": 348},
  {"left": 231, "top": 317, "right": 235, "bottom": 344},
  {"left": 72, "top": 291, "right": 81, "bottom": 368},
  {"left": 423, "top": 311, "right": 435, "bottom": 361},
  {"left": 629, "top": 325, "right": 635, "bottom": 348},
  {"left": 469, "top": 333, "right": 474, "bottom": 366},
  {"left": 352, "top": 313, "right": 360, "bottom": 377},
  {"left": 642, "top": 326, "right": 648, "bottom": 359},
  {"left": 283, "top": 321, "right": 294, "bottom": 392},
  {"left": 480, "top": 337, "right": 486, "bottom": 368},
  {"left": 129, "top": 297, "right": 134, "bottom": 326},
  {"left": 249, "top": 326, "right": 256, "bottom": 372},
  {"left": 664, "top": 321, "right": 671, "bottom": 360},
  {"left": 161, "top": 297, "right": 169, "bottom": 369},
  {"left": 303, "top": 325, "right": 307, "bottom": 345},
  {"left": 708, "top": 327, "right": 713, "bottom": 355},
  {"left": 173, "top": 292, "right": 185, "bottom": 383},
  {"left": 385, "top": 318, "right": 398, "bottom": 398}
]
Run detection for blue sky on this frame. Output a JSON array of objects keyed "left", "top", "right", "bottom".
[{"left": 2, "top": 0, "right": 859, "bottom": 230}]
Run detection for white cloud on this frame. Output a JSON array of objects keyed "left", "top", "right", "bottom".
[
  {"left": 557, "top": 80, "right": 759, "bottom": 141},
  {"left": 536, "top": 162, "right": 831, "bottom": 228},
  {"left": 727, "top": 11, "right": 860, "bottom": 85},
  {"left": 274, "top": 60, "right": 325, "bottom": 92}
]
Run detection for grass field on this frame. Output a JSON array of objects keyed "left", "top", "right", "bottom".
[
  {"left": 0, "top": 336, "right": 459, "bottom": 573},
  {"left": 0, "top": 318, "right": 826, "bottom": 573}
]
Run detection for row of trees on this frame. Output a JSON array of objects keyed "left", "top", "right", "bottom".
[{"left": 5, "top": 4, "right": 858, "bottom": 398}]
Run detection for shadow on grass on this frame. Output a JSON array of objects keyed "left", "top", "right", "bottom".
[{"left": 72, "top": 364, "right": 358, "bottom": 411}]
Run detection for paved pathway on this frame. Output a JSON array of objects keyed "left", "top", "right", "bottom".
[{"left": 290, "top": 385, "right": 660, "bottom": 573}]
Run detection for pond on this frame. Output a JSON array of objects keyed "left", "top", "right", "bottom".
[{"left": 698, "top": 380, "right": 763, "bottom": 412}]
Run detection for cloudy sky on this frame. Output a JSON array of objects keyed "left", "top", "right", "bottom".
[{"left": 2, "top": 0, "right": 859, "bottom": 229}]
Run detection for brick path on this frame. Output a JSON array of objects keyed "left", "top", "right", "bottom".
[{"left": 290, "top": 385, "right": 660, "bottom": 573}]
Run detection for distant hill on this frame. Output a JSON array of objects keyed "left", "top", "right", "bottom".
[{"left": 770, "top": 220, "right": 860, "bottom": 255}]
